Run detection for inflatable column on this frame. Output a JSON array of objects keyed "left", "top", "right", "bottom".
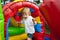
[{"left": 0, "top": 0, "right": 4, "bottom": 40}]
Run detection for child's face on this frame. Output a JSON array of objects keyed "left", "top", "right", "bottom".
[
  {"left": 23, "top": 10, "right": 30, "bottom": 18},
  {"left": 22, "top": 7, "right": 30, "bottom": 18},
  {"left": 23, "top": 12, "right": 29, "bottom": 18}
]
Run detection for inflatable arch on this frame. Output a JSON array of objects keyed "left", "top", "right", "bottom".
[{"left": 3, "top": 2, "right": 44, "bottom": 40}]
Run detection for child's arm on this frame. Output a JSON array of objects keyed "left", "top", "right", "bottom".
[
  {"left": 18, "top": 20, "right": 24, "bottom": 27},
  {"left": 32, "top": 18, "right": 37, "bottom": 24}
]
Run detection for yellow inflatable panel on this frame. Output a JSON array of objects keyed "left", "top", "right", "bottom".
[
  {"left": 9, "top": 33, "right": 27, "bottom": 40},
  {"left": 35, "top": 16, "right": 42, "bottom": 24},
  {"left": 14, "top": 0, "right": 24, "bottom": 2},
  {"left": 19, "top": 23, "right": 25, "bottom": 27},
  {"left": 10, "top": 17, "right": 18, "bottom": 27},
  {"left": 18, "top": 8, "right": 24, "bottom": 12},
  {"left": 0, "top": 36, "right": 1, "bottom": 40}
]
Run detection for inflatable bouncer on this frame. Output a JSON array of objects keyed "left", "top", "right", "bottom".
[
  {"left": 0, "top": 0, "right": 60, "bottom": 40},
  {"left": 3, "top": 1, "right": 44, "bottom": 40},
  {"left": 0, "top": 0, "right": 4, "bottom": 40}
]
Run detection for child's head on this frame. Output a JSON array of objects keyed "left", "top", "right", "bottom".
[{"left": 22, "top": 7, "right": 31, "bottom": 18}]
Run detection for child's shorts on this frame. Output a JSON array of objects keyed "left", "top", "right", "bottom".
[{"left": 27, "top": 33, "right": 33, "bottom": 38}]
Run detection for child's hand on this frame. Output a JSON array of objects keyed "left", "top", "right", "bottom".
[{"left": 32, "top": 18, "right": 37, "bottom": 24}]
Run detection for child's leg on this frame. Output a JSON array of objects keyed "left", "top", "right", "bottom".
[
  {"left": 27, "top": 37, "right": 32, "bottom": 40},
  {"left": 27, "top": 33, "right": 33, "bottom": 40}
]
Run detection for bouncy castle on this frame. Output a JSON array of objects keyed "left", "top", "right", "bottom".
[{"left": 0, "top": 0, "right": 60, "bottom": 40}]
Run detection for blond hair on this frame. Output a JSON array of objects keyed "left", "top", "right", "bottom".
[{"left": 22, "top": 7, "right": 31, "bottom": 16}]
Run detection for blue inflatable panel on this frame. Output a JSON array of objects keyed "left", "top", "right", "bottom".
[
  {"left": 44, "top": 36, "right": 50, "bottom": 40},
  {"left": 6, "top": 18, "right": 10, "bottom": 40},
  {"left": 34, "top": 24, "right": 42, "bottom": 32},
  {"left": 30, "top": 8, "right": 34, "bottom": 13}
]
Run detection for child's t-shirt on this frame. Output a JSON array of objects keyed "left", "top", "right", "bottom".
[{"left": 21, "top": 16, "right": 35, "bottom": 34}]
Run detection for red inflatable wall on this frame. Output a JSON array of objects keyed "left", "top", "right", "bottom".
[
  {"left": 40, "top": 0, "right": 60, "bottom": 40},
  {"left": 3, "top": 2, "right": 45, "bottom": 40}
]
